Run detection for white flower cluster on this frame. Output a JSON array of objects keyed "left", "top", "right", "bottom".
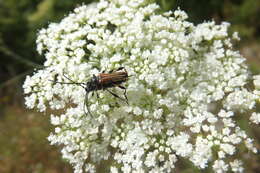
[{"left": 23, "top": 0, "right": 259, "bottom": 172}]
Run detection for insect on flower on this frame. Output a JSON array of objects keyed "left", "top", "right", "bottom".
[{"left": 51, "top": 67, "right": 129, "bottom": 116}]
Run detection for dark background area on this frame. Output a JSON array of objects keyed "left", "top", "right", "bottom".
[{"left": 0, "top": 0, "right": 259, "bottom": 172}]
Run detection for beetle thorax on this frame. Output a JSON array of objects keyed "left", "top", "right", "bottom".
[{"left": 86, "top": 75, "right": 99, "bottom": 92}]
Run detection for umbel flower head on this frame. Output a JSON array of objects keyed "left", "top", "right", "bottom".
[{"left": 23, "top": 0, "right": 259, "bottom": 172}]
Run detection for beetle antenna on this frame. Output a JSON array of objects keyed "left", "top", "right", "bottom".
[
  {"left": 84, "top": 91, "right": 93, "bottom": 117},
  {"left": 63, "top": 73, "right": 86, "bottom": 88}
]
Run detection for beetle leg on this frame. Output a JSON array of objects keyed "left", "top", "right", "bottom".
[
  {"left": 96, "top": 91, "right": 99, "bottom": 99},
  {"left": 110, "top": 83, "right": 128, "bottom": 104},
  {"left": 106, "top": 89, "right": 127, "bottom": 103},
  {"left": 117, "top": 85, "right": 125, "bottom": 89},
  {"left": 117, "top": 85, "right": 128, "bottom": 104},
  {"left": 116, "top": 67, "right": 124, "bottom": 71}
]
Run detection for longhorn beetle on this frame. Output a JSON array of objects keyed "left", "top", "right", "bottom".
[{"left": 51, "top": 67, "right": 129, "bottom": 116}]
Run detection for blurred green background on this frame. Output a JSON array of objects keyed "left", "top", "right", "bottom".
[{"left": 0, "top": 0, "right": 259, "bottom": 172}]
